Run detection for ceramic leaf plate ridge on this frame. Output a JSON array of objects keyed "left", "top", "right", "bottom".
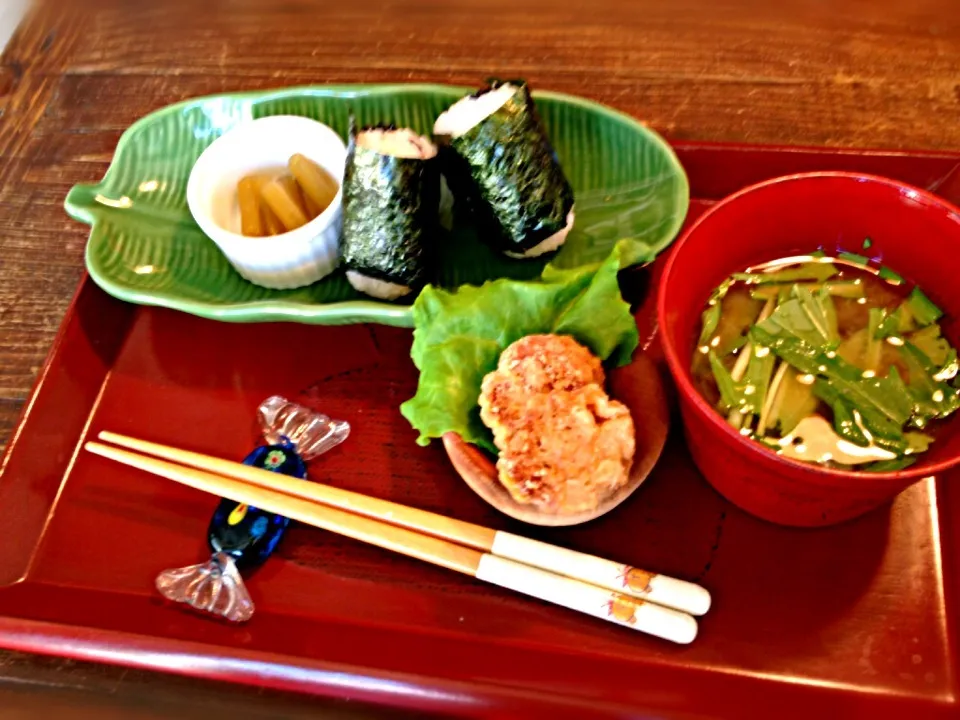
[{"left": 65, "top": 84, "right": 690, "bottom": 327}]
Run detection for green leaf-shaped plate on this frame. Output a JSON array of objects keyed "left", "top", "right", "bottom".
[{"left": 65, "top": 84, "right": 689, "bottom": 326}]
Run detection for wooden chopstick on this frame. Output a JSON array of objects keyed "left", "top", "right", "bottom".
[
  {"left": 85, "top": 440, "right": 697, "bottom": 644},
  {"left": 96, "top": 431, "right": 711, "bottom": 617}
]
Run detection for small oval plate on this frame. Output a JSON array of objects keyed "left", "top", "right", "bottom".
[
  {"left": 65, "top": 84, "right": 689, "bottom": 327},
  {"left": 442, "top": 350, "right": 671, "bottom": 526}
]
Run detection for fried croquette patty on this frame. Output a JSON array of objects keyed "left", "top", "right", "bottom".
[{"left": 478, "top": 334, "right": 635, "bottom": 513}]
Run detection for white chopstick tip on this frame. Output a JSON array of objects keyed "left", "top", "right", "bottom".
[
  {"left": 635, "top": 601, "right": 698, "bottom": 644},
  {"left": 690, "top": 587, "right": 712, "bottom": 616},
  {"left": 476, "top": 555, "right": 699, "bottom": 644},
  {"left": 669, "top": 612, "right": 698, "bottom": 645},
  {"left": 650, "top": 576, "right": 712, "bottom": 617},
  {"left": 491, "top": 532, "right": 709, "bottom": 618}
]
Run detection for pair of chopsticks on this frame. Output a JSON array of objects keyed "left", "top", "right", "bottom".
[{"left": 86, "top": 432, "right": 710, "bottom": 643}]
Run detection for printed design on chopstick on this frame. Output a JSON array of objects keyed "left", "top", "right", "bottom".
[
  {"left": 605, "top": 593, "right": 643, "bottom": 625},
  {"left": 618, "top": 565, "right": 654, "bottom": 595}
]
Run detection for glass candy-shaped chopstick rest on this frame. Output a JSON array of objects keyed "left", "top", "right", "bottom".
[{"left": 155, "top": 396, "right": 349, "bottom": 622}]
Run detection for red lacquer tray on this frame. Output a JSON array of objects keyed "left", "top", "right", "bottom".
[{"left": 2, "top": 142, "right": 960, "bottom": 718}]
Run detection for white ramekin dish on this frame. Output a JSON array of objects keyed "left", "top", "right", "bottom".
[{"left": 186, "top": 115, "right": 346, "bottom": 290}]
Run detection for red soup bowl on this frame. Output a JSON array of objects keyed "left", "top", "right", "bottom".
[{"left": 658, "top": 172, "right": 960, "bottom": 527}]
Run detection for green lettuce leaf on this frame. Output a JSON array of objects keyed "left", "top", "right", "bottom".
[{"left": 400, "top": 241, "right": 640, "bottom": 451}]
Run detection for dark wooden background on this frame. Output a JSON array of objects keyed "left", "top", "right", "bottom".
[{"left": 1, "top": 0, "right": 959, "bottom": 716}]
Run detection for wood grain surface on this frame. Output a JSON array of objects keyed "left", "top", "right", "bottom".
[{"left": 1, "top": 0, "right": 959, "bottom": 716}]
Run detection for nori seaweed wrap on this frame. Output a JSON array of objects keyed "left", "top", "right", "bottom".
[
  {"left": 433, "top": 80, "right": 575, "bottom": 258},
  {"left": 340, "top": 124, "right": 441, "bottom": 300}
]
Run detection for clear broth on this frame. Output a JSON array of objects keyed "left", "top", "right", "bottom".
[{"left": 691, "top": 255, "right": 957, "bottom": 469}]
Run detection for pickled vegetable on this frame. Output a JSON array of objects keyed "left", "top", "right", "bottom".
[
  {"left": 237, "top": 176, "right": 265, "bottom": 237},
  {"left": 279, "top": 175, "right": 310, "bottom": 217},
  {"left": 260, "top": 201, "right": 286, "bottom": 236},
  {"left": 234, "top": 155, "right": 340, "bottom": 237},
  {"left": 301, "top": 192, "right": 323, "bottom": 218},
  {"left": 289, "top": 153, "right": 338, "bottom": 215},
  {"left": 260, "top": 175, "right": 309, "bottom": 232}
]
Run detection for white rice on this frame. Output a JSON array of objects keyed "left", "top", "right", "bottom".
[
  {"left": 503, "top": 208, "right": 576, "bottom": 258},
  {"left": 356, "top": 128, "right": 437, "bottom": 159},
  {"left": 346, "top": 270, "right": 412, "bottom": 300},
  {"left": 433, "top": 83, "right": 519, "bottom": 138}
]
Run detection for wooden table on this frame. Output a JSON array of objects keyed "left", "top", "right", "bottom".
[{"left": 1, "top": 0, "right": 958, "bottom": 715}]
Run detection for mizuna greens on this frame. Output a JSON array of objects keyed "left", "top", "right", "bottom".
[{"left": 691, "top": 254, "right": 960, "bottom": 471}]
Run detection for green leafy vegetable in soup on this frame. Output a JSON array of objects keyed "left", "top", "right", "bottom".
[{"left": 691, "top": 254, "right": 959, "bottom": 471}]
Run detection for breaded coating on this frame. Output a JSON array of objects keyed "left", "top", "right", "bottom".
[
  {"left": 480, "top": 334, "right": 604, "bottom": 447},
  {"left": 479, "top": 335, "right": 635, "bottom": 514}
]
